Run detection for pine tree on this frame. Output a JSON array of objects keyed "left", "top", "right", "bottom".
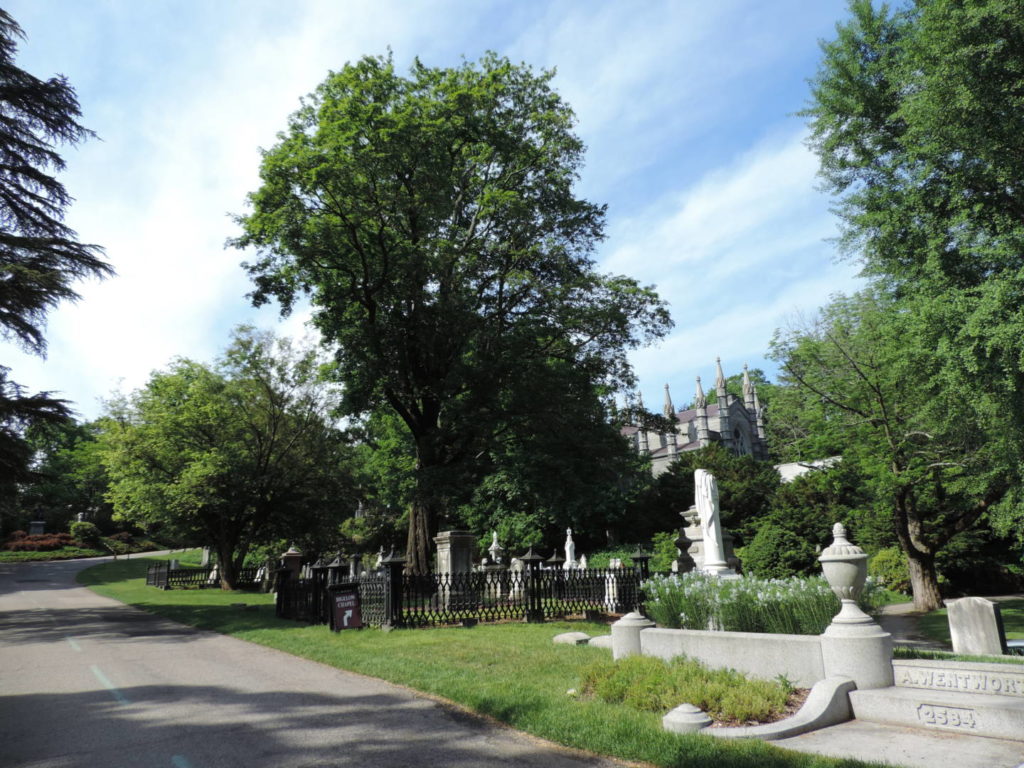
[{"left": 0, "top": 10, "right": 111, "bottom": 483}]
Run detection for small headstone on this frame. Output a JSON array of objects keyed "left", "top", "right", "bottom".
[
  {"left": 588, "top": 634, "right": 613, "bottom": 649},
  {"left": 947, "top": 596, "right": 1008, "bottom": 655},
  {"left": 662, "top": 703, "right": 712, "bottom": 733},
  {"left": 552, "top": 631, "right": 591, "bottom": 645},
  {"left": 200, "top": 547, "right": 211, "bottom": 567}
]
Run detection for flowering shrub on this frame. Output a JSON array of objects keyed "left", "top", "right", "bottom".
[
  {"left": 3, "top": 533, "right": 77, "bottom": 552},
  {"left": 642, "top": 572, "right": 885, "bottom": 635}
]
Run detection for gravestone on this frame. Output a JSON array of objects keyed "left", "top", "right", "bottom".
[
  {"left": 28, "top": 521, "right": 44, "bottom": 535},
  {"left": 433, "top": 530, "right": 476, "bottom": 574},
  {"left": 947, "top": 597, "right": 1008, "bottom": 656},
  {"left": 434, "top": 530, "right": 477, "bottom": 610}
]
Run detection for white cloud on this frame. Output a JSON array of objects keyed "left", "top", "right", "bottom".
[{"left": 604, "top": 128, "right": 862, "bottom": 401}]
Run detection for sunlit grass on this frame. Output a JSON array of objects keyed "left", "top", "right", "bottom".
[{"left": 914, "top": 598, "right": 1024, "bottom": 646}]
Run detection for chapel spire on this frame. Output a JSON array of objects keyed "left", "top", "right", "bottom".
[
  {"left": 715, "top": 356, "right": 727, "bottom": 396},
  {"left": 663, "top": 383, "right": 675, "bottom": 419},
  {"left": 742, "top": 364, "right": 756, "bottom": 412}
]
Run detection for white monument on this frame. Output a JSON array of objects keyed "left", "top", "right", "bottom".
[
  {"left": 564, "top": 528, "right": 577, "bottom": 570},
  {"left": 694, "top": 469, "right": 735, "bottom": 576},
  {"left": 487, "top": 531, "right": 504, "bottom": 565}
]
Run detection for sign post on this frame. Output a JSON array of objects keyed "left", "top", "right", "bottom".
[{"left": 328, "top": 582, "right": 362, "bottom": 631}]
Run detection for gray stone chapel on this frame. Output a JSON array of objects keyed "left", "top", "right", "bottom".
[{"left": 623, "top": 358, "right": 768, "bottom": 476}]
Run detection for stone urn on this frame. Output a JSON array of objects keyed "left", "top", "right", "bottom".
[{"left": 819, "top": 522, "right": 872, "bottom": 625}]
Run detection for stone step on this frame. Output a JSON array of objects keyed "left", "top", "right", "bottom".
[{"left": 851, "top": 686, "right": 1024, "bottom": 742}]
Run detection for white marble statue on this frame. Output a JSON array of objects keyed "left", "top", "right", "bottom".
[
  {"left": 564, "top": 528, "right": 577, "bottom": 569},
  {"left": 488, "top": 531, "right": 504, "bottom": 564},
  {"left": 694, "top": 469, "right": 733, "bottom": 575}
]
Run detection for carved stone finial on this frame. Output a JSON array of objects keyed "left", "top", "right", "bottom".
[
  {"left": 715, "top": 356, "right": 727, "bottom": 392},
  {"left": 663, "top": 383, "right": 675, "bottom": 418},
  {"left": 694, "top": 376, "right": 706, "bottom": 409}
]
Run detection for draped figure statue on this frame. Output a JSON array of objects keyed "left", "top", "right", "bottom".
[{"left": 694, "top": 469, "right": 731, "bottom": 574}]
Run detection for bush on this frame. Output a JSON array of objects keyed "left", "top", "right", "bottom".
[
  {"left": 3, "top": 533, "right": 76, "bottom": 551},
  {"left": 585, "top": 549, "right": 635, "bottom": 568},
  {"left": 580, "top": 654, "right": 791, "bottom": 723},
  {"left": 868, "top": 547, "right": 911, "bottom": 593},
  {"left": 649, "top": 531, "right": 677, "bottom": 572},
  {"left": 741, "top": 523, "right": 819, "bottom": 579},
  {"left": 70, "top": 521, "right": 103, "bottom": 548}
]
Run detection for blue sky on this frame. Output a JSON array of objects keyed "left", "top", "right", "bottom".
[{"left": 2, "top": 0, "right": 861, "bottom": 420}]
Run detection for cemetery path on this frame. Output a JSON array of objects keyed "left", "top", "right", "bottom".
[
  {"left": 876, "top": 603, "right": 948, "bottom": 651},
  {"left": 0, "top": 557, "right": 622, "bottom": 768}
]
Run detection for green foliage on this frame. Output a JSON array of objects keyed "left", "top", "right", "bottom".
[
  {"left": 770, "top": 288, "right": 1017, "bottom": 610},
  {"left": 585, "top": 549, "right": 634, "bottom": 569},
  {"left": 650, "top": 531, "right": 677, "bottom": 572},
  {"left": 868, "top": 548, "right": 910, "bottom": 595},
  {"left": 643, "top": 572, "right": 886, "bottom": 636},
  {"left": 793, "top": 0, "right": 1024, "bottom": 609},
  {"left": 741, "top": 524, "right": 819, "bottom": 580},
  {"left": 69, "top": 520, "right": 102, "bottom": 548},
  {"left": 0, "top": 11, "right": 113, "bottom": 487},
  {"left": 580, "top": 654, "right": 791, "bottom": 723},
  {"left": 233, "top": 53, "right": 670, "bottom": 572},
  {"left": 741, "top": 464, "right": 874, "bottom": 579},
  {"left": 628, "top": 444, "right": 780, "bottom": 545},
  {"left": 102, "top": 327, "right": 358, "bottom": 588}
]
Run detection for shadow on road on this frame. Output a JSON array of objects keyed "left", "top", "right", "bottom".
[{"left": 0, "top": 682, "right": 612, "bottom": 768}]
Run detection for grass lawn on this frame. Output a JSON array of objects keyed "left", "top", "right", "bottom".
[
  {"left": 916, "top": 599, "right": 1024, "bottom": 646},
  {"left": 78, "top": 556, "right": 884, "bottom": 768}
]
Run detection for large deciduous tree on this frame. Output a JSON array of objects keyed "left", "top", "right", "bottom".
[
  {"left": 103, "top": 329, "right": 355, "bottom": 589},
  {"left": 232, "top": 54, "right": 670, "bottom": 573},
  {"left": 0, "top": 11, "right": 112, "bottom": 484},
  {"left": 793, "top": 0, "right": 1024, "bottom": 609},
  {"left": 771, "top": 291, "right": 1016, "bottom": 609}
]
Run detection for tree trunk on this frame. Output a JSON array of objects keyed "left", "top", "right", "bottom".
[
  {"left": 216, "top": 543, "right": 239, "bottom": 590},
  {"left": 906, "top": 548, "right": 943, "bottom": 611},
  {"left": 405, "top": 496, "right": 435, "bottom": 575},
  {"left": 405, "top": 434, "right": 442, "bottom": 575}
]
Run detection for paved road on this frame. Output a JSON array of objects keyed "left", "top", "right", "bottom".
[{"left": 0, "top": 557, "right": 619, "bottom": 768}]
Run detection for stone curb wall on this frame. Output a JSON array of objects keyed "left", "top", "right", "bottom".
[{"left": 640, "top": 627, "right": 826, "bottom": 687}]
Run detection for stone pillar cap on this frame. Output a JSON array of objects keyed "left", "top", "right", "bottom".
[{"left": 613, "top": 611, "right": 655, "bottom": 627}]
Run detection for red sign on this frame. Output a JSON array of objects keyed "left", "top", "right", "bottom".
[{"left": 331, "top": 588, "right": 362, "bottom": 631}]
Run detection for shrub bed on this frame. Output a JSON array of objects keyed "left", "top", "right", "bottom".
[
  {"left": 3, "top": 531, "right": 77, "bottom": 551},
  {"left": 643, "top": 572, "right": 886, "bottom": 635},
  {"left": 580, "top": 654, "right": 795, "bottom": 724}
]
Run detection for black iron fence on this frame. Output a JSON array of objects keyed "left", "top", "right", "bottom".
[
  {"left": 146, "top": 562, "right": 265, "bottom": 590},
  {"left": 275, "top": 552, "right": 650, "bottom": 628}
]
